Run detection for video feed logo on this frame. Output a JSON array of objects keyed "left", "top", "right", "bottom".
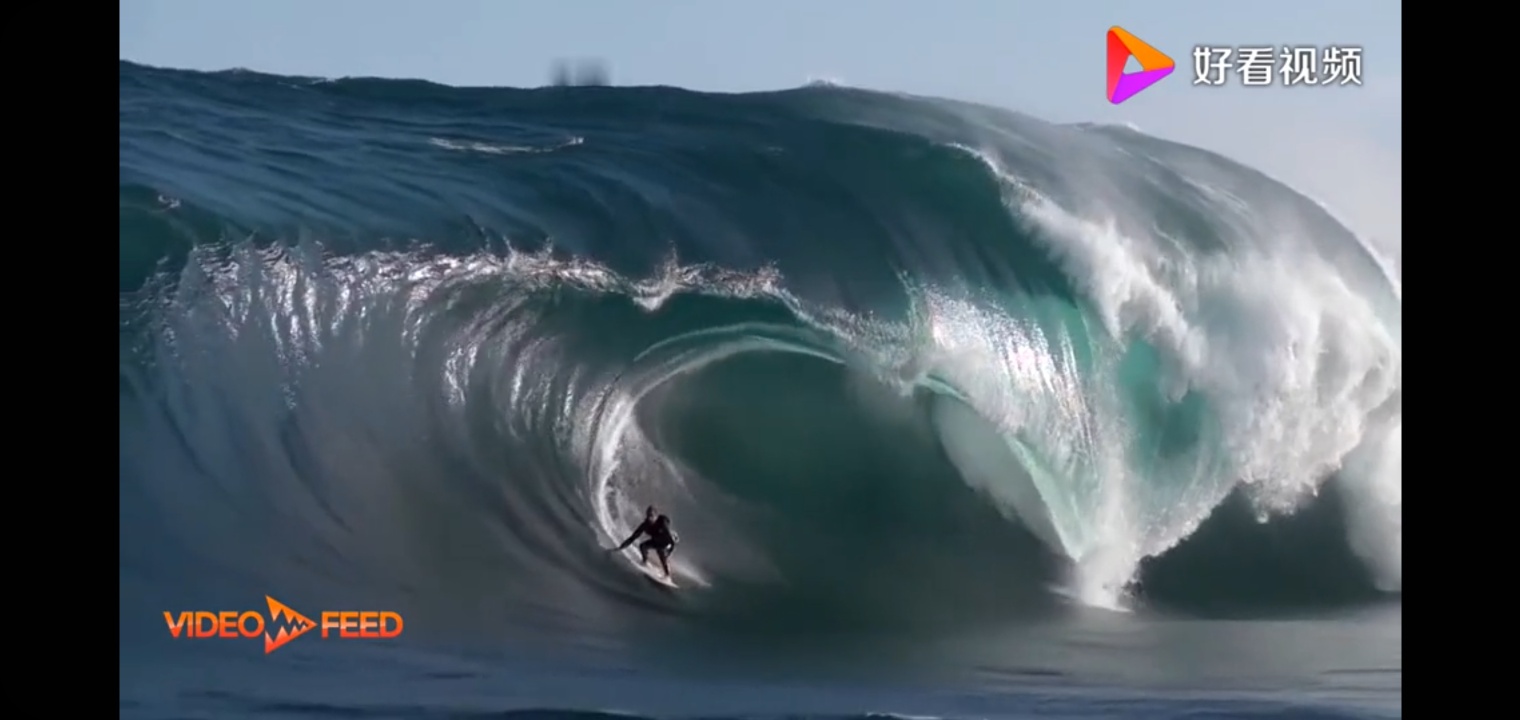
[{"left": 162, "top": 595, "right": 403, "bottom": 654}]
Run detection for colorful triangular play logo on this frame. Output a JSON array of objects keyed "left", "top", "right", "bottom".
[{"left": 1107, "top": 26, "right": 1174, "bottom": 104}]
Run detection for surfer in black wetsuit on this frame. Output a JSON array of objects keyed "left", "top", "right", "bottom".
[{"left": 614, "top": 505, "right": 679, "bottom": 578}]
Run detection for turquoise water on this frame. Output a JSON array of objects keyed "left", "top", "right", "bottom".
[{"left": 119, "top": 61, "right": 1401, "bottom": 718}]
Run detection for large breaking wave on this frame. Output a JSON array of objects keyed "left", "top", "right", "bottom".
[{"left": 119, "top": 61, "right": 1401, "bottom": 649}]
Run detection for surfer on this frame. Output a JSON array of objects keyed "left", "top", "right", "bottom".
[{"left": 613, "top": 505, "right": 678, "bottom": 578}]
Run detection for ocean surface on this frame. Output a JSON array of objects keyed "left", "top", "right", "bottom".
[{"left": 118, "top": 60, "right": 1402, "bottom": 719}]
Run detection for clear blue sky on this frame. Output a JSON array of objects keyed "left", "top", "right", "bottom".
[{"left": 119, "top": 0, "right": 1401, "bottom": 263}]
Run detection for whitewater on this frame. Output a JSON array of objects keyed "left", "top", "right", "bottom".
[{"left": 119, "top": 61, "right": 1401, "bottom": 719}]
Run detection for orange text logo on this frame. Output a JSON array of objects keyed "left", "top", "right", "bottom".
[{"left": 163, "top": 595, "right": 403, "bottom": 653}]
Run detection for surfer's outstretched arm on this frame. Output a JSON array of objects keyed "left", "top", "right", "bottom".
[{"left": 615, "top": 522, "right": 648, "bottom": 550}]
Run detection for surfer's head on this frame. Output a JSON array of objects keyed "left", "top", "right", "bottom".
[{"left": 645, "top": 505, "right": 657, "bottom": 519}]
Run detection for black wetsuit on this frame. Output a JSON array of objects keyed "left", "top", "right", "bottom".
[{"left": 620, "top": 516, "right": 676, "bottom": 556}]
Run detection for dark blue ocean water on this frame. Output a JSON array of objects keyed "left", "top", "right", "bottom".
[{"left": 119, "top": 61, "right": 1401, "bottom": 719}]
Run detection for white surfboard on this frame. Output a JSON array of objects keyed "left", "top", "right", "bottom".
[
  {"left": 633, "top": 560, "right": 679, "bottom": 589},
  {"left": 605, "top": 545, "right": 679, "bottom": 588}
]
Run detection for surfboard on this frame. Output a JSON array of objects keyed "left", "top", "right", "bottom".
[
  {"left": 633, "top": 559, "right": 679, "bottom": 589},
  {"left": 604, "top": 544, "right": 680, "bottom": 588}
]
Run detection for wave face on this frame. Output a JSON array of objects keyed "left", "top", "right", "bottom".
[{"left": 119, "top": 61, "right": 1401, "bottom": 648}]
